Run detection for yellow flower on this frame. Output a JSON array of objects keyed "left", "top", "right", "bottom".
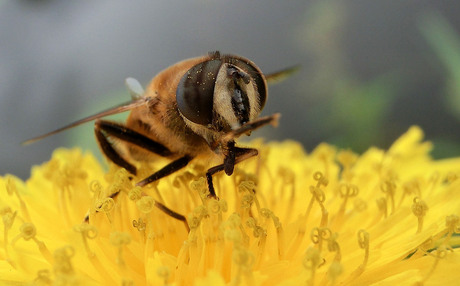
[{"left": 1, "top": 126, "right": 460, "bottom": 285}]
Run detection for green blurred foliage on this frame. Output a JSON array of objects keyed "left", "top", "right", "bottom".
[
  {"left": 324, "top": 74, "right": 401, "bottom": 151},
  {"left": 420, "top": 13, "right": 460, "bottom": 121},
  {"left": 418, "top": 12, "right": 460, "bottom": 158},
  {"left": 295, "top": 2, "right": 460, "bottom": 157}
]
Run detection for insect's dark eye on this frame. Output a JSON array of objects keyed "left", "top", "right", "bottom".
[
  {"left": 230, "top": 60, "right": 266, "bottom": 110},
  {"left": 176, "top": 59, "right": 222, "bottom": 125}
]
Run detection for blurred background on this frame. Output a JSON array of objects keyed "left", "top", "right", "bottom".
[{"left": 2, "top": 1, "right": 460, "bottom": 179}]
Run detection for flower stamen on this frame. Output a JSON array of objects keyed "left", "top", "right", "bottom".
[
  {"left": 337, "top": 149, "right": 358, "bottom": 182},
  {"left": 333, "top": 184, "right": 359, "bottom": 227},
  {"left": 34, "top": 269, "right": 52, "bottom": 284},
  {"left": 11, "top": 222, "right": 52, "bottom": 263},
  {"left": 110, "top": 231, "right": 131, "bottom": 266},
  {"left": 357, "top": 229, "right": 369, "bottom": 270},
  {"left": 411, "top": 197, "right": 428, "bottom": 234},
  {"left": 421, "top": 244, "right": 447, "bottom": 283},
  {"left": 95, "top": 197, "right": 115, "bottom": 223},
  {"left": 327, "top": 232, "right": 341, "bottom": 262},
  {"left": 190, "top": 177, "right": 208, "bottom": 202},
  {"left": 443, "top": 215, "right": 460, "bottom": 249},
  {"left": 53, "top": 246, "right": 76, "bottom": 280},
  {"left": 309, "top": 172, "right": 329, "bottom": 227},
  {"left": 346, "top": 229, "right": 370, "bottom": 282},
  {"left": 128, "top": 186, "right": 142, "bottom": 201},
  {"left": 132, "top": 217, "right": 146, "bottom": 232},
  {"left": 327, "top": 261, "right": 343, "bottom": 285},
  {"left": 261, "top": 208, "right": 284, "bottom": 259},
  {"left": 5, "top": 176, "right": 31, "bottom": 222},
  {"left": 376, "top": 197, "right": 388, "bottom": 218},
  {"left": 1, "top": 207, "right": 17, "bottom": 267},
  {"left": 303, "top": 247, "right": 321, "bottom": 285},
  {"left": 277, "top": 166, "right": 296, "bottom": 204},
  {"left": 156, "top": 265, "right": 171, "bottom": 285},
  {"left": 380, "top": 180, "right": 396, "bottom": 214},
  {"left": 246, "top": 217, "right": 267, "bottom": 267},
  {"left": 311, "top": 227, "right": 332, "bottom": 253},
  {"left": 74, "top": 223, "right": 98, "bottom": 257},
  {"left": 232, "top": 248, "right": 255, "bottom": 286},
  {"left": 136, "top": 196, "right": 155, "bottom": 214}
]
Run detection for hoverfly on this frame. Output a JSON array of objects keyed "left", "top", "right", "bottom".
[{"left": 24, "top": 51, "right": 296, "bottom": 221}]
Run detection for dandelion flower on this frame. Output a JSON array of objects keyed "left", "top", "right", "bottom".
[{"left": 1, "top": 126, "right": 460, "bottom": 285}]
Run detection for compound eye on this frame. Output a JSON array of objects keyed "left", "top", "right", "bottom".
[{"left": 176, "top": 59, "right": 222, "bottom": 125}]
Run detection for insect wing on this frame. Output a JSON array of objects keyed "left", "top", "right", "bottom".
[{"left": 22, "top": 98, "right": 149, "bottom": 145}]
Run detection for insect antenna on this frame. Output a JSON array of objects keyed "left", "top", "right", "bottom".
[{"left": 265, "top": 65, "right": 300, "bottom": 84}]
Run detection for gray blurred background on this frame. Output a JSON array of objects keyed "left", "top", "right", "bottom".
[{"left": 3, "top": 1, "right": 460, "bottom": 179}]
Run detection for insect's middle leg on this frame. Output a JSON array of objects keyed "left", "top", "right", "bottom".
[
  {"left": 85, "top": 191, "right": 190, "bottom": 231},
  {"left": 136, "top": 155, "right": 193, "bottom": 187}
]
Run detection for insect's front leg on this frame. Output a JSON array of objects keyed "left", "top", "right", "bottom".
[
  {"left": 205, "top": 114, "right": 278, "bottom": 198},
  {"left": 206, "top": 146, "right": 258, "bottom": 198}
]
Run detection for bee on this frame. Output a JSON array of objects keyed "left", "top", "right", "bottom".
[{"left": 24, "top": 51, "right": 296, "bottom": 221}]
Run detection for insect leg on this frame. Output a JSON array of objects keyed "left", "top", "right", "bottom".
[
  {"left": 134, "top": 156, "right": 192, "bottom": 228},
  {"left": 95, "top": 123, "right": 136, "bottom": 174},
  {"left": 94, "top": 120, "right": 191, "bottom": 227},
  {"left": 95, "top": 119, "right": 172, "bottom": 175},
  {"left": 136, "top": 155, "right": 193, "bottom": 187},
  {"left": 206, "top": 147, "right": 258, "bottom": 198},
  {"left": 83, "top": 192, "right": 189, "bottom": 231},
  {"left": 223, "top": 113, "right": 280, "bottom": 141},
  {"left": 154, "top": 200, "right": 190, "bottom": 232}
]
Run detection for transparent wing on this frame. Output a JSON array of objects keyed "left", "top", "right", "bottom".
[{"left": 22, "top": 97, "right": 149, "bottom": 145}]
